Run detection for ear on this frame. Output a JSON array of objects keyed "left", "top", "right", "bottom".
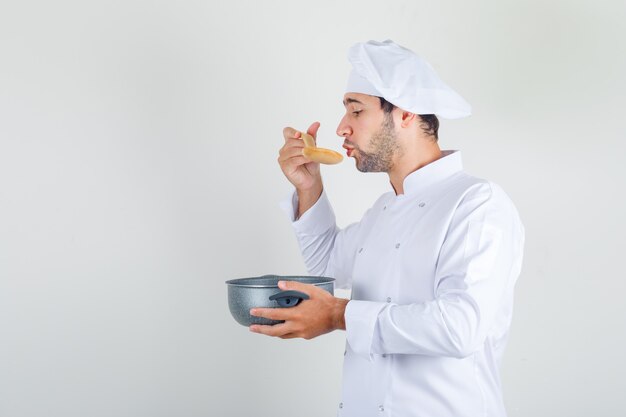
[{"left": 400, "top": 111, "right": 418, "bottom": 128}]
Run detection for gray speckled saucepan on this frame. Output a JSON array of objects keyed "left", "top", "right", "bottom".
[{"left": 225, "top": 275, "right": 335, "bottom": 326}]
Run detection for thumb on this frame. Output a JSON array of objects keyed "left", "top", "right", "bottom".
[{"left": 307, "top": 121, "right": 321, "bottom": 141}]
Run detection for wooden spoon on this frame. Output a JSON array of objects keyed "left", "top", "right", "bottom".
[{"left": 300, "top": 132, "right": 343, "bottom": 165}]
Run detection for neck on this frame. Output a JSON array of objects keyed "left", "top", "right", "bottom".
[{"left": 389, "top": 142, "right": 442, "bottom": 195}]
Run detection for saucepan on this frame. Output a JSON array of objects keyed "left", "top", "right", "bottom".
[{"left": 225, "top": 274, "right": 335, "bottom": 326}]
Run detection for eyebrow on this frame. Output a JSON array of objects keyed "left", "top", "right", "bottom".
[{"left": 343, "top": 97, "right": 364, "bottom": 106}]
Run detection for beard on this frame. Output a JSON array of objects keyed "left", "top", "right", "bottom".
[{"left": 354, "top": 113, "right": 401, "bottom": 173}]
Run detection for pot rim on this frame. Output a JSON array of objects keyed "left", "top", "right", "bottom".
[{"left": 225, "top": 275, "right": 335, "bottom": 288}]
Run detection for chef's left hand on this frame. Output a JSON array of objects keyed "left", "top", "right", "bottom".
[{"left": 249, "top": 280, "right": 349, "bottom": 339}]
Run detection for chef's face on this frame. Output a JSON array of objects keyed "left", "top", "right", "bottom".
[{"left": 337, "top": 93, "right": 401, "bottom": 173}]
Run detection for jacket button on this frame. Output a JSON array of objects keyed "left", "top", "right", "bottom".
[
  {"left": 339, "top": 402, "right": 343, "bottom": 409},
  {"left": 379, "top": 405, "right": 385, "bottom": 411},
  {"left": 386, "top": 297, "right": 391, "bottom": 303},
  {"left": 419, "top": 202, "right": 425, "bottom": 207},
  {"left": 395, "top": 243, "right": 400, "bottom": 249}
]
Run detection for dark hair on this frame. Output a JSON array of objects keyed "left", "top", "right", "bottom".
[{"left": 378, "top": 97, "right": 439, "bottom": 141}]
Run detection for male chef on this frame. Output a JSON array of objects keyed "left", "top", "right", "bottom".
[{"left": 250, "top": 39, "right": 525, "bottom": 417}]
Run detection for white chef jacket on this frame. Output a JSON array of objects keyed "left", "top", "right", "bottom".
[{"left": 279, "top": 150, "right": 525, "bottom": 417}]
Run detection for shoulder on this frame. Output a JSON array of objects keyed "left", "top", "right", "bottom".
[
  {"left": 446, "top": 172, "right": 514, "bottom": 205},
  {"left": 449, "top": 172, "right": 523, "bottom": 228}
]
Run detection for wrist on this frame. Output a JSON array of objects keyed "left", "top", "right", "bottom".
[
  {"left": 296, "top": 181, "right": 323, "bottom": 197},
  {"left": 296, "top": 183, "right": 323, "bottom": 220},
  {"left": 332, "top": 298, "right": 349, "bottom": 331}
]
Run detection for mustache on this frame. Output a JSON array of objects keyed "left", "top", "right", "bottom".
[{"left": 343, "top": 140, "right": 359, "bottom": 149}]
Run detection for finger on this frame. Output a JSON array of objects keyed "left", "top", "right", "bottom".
[
  {"left": 307, "top": 121, "right": 321, "bottom": 140},
  {"left": 279, "top": 140, "right": 305, "bottom": 156},
  {"left": 283, "top": 156, "right": 313, "bottom": 170},
  {"left": 277, "top": 280, "right": 317, "bottom": 296},
  {"left": 279, "top": 140, "right": 305, "bottom": 154},
  {"left": 250, "top": 322, "right": 292, "bottom": 337},
  {"left": 279, "top": 156, "right": 310, "bottom": 169},
  {"left": 278, "top": 146, "right": 307, "bottom": 161},
  {"left": 250, "top": 307, "right": 293, "bottom": 321},
  {"left": 283, "top": 137, "right": 306, "bottom": 148},
  {"left": 283, "top": 126, "right": 300, "bottom": 140}
]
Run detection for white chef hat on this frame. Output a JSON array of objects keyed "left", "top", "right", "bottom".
[{"left": 346, "top": 39, "right": 471, "bottom": 119}]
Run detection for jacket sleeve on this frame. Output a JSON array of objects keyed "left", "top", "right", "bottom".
[
  {"left": 279, "top": 189, "right": 363, "bottom": 290},
  {"left": 344, "top": 182, "right": 526, "bottom": 360}
]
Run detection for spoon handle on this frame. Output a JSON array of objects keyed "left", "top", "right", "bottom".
[{"left": 300, "top": 131, "right": 316, "bottom": 148}]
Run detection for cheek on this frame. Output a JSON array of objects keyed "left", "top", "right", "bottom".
[
  {"left": 356, "top": 120, "right": 378, "bottom": 141},
  {"left": 352, "top": 119, "right": 371, "bottom": 136}
]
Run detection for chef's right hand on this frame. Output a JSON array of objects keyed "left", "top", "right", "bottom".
[{"left": 278, "top": 122, "right": 322, "bottom": 191}]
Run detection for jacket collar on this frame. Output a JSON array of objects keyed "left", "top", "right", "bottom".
[{"left": 393, "top": 150, "right": 463, "bottom": 196}]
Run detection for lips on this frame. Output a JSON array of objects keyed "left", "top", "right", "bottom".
[{"left": 343, "top": 144, "right": 355, "bottom": 157}]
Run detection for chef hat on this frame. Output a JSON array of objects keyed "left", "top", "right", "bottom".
[{"left": 346, "top": 39, "right": 471, "bottom": 119}]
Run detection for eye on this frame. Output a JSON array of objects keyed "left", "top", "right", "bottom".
[{"left": 352, "top": 110, "right": 362, "bottom": 116}]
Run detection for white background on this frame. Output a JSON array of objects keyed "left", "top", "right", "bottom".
[{"left": 1, "top": 1, "right": 625, "bottom": 416}]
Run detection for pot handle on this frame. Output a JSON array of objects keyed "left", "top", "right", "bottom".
[{"left": 269, "top": 290, "right": 310, "bottom": 308}]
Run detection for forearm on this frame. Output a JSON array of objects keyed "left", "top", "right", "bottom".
[
  {"left": 345, "top": 296, "right": 486, "bottom": 360},
  {"left": 283, "top": 186, "right": 359, "bottom": 290}
]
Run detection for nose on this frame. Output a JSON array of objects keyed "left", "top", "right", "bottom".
[{"left": 336, "top": 114, "right": 352, "bottom": 138}]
